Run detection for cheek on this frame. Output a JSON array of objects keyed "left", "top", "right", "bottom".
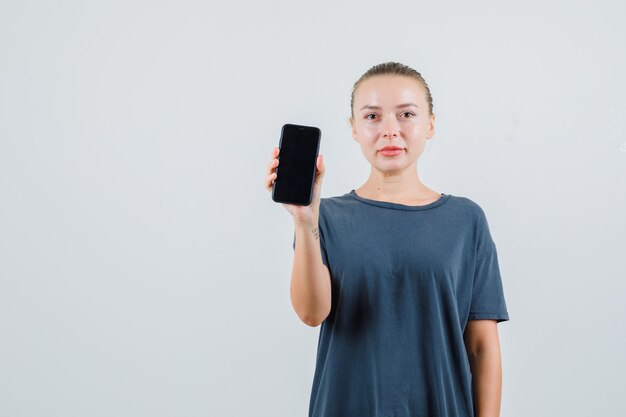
[
  {"left": 361, "top": 123, "right": 379, "bottom": 136},
  {"left": 403, "top": 124, "right": 424, "bottom": 138},
  {"left": 403, "top": 118, "right": 422, "bottom": 129}
]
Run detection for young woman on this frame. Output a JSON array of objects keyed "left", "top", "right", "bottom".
[{"left": 264, "top": 62, "right": 510, "bottom": 417}]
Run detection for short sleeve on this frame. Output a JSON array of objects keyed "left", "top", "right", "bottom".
[
  {"left": 468, "top": 208, "right": 510, "bottom": 323},
  {"left": 292, "top": 227, "right": 330, "bottom": 268}
]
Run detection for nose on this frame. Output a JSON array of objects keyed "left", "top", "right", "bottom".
[{"left": 382, "top": 118, "right": 399, "bottom": 139}]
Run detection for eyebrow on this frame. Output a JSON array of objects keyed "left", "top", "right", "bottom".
[{"left": 359, "top": 103, "right": 420, "bottom": 111}]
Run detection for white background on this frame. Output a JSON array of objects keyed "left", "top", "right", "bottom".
[{"left": 1, "top": 0, "right": 625, "bottom": 416}]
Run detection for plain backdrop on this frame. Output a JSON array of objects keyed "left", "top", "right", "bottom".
[{"left": 1, "top": 0, "right": 625, "bottom": 416}]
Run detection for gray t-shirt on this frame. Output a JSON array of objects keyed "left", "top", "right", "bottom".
[{"left": 292, "top": 189, "right": 510, "bottom": 417}]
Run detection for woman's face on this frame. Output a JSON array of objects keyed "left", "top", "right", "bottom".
[{"left": 349, "top": 75, "right": 435, "bottom": 174}]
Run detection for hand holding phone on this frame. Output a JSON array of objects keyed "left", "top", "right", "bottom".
[
  {"left": 272, "top": 124, "right": 321, "bottom": 206},
  {"left": 265, "top": 124, "right": 325, "bottom": 225}
]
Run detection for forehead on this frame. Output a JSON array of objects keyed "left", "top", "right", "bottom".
[{"left": 354, "top": 75, "right": 426, "bottom": 107}]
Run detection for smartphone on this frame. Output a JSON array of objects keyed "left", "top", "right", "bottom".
[{"left": 271, "top": 123, "right": 321, "bottom": 206}]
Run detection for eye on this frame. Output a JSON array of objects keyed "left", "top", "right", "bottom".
[
  {"left": 365, "top": 113, "right": 377, "bottom": 120},
  {"left": 401, "top": 112, "right": 415, "bottom": 118}
]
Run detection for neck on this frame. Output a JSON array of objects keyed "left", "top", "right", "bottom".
[{"left": 359, "top": 167, "right": 428, "bottom": 199}]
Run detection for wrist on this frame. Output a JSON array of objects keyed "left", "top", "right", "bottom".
[{"left": 294, "top": 215, "right": 319, "bottom": 230}]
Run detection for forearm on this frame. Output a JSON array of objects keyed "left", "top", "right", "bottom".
[
  {"left": 290, "top": 220, "right": 331, "bottom": 326},
  {"left": 469, "top": 348, "right": 503, "bottom": 417}
]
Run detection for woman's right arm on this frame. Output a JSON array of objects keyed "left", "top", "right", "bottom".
[
  {"left": 265, "top": 146, "right": 331, "bottom": 327},
  {"left": 291, "top": 218, "right": 332, "bottom": 327}
]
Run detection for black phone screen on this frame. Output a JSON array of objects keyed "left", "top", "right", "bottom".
[{"left": 271, "top": 123, "right": 321, "bottom": 206}]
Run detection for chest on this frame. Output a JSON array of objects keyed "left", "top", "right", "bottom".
[{"left": 324, "top": 211, "right": 475, "bottom": 290}]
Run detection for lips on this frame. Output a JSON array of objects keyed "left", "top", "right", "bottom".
[{"left": 379, "top": 146, "right": 404, "bottom": 157}]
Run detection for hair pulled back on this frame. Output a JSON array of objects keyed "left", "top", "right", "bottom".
[{"left": 350, "top": 62, "right": 434, "bottom": 117}]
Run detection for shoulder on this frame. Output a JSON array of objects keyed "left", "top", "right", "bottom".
[
  {"left": 445, "top": 195, "right": 498, "bottom": 241},
  {"left": 443, "top": 194, "right": 489, "bottom": 223},
  {"left": 319, "top": 192, "right": 355, "bottom": 214},
  {"left": 316, "top": 193, "right": 358, "bottom": 232}
]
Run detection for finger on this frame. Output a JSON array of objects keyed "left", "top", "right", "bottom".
[
  {"left": 266, "top": 157, "right": 279, "bottom": 173},
  {"left": 267, "top": 148, "right": 279, "bottom": 171},
  {"left": 265, "top": 172, "right": 277, "bottom": 191}
]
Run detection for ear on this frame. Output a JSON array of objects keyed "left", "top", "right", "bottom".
[
  {"left": 426, "top": 113, "right": 436, "bottom": 139},
  {"left": 348, "top": 116, "right": 359, "bottom": 142}
]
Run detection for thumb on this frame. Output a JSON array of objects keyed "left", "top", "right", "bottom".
[
  {"left": 313, "top": 154, "right": 325, "bottom": 185},
  {"left": 317, "top": 154, "right": 325, "bottom": 176}
]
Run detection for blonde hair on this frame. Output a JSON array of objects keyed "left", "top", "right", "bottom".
[{"left": 350, "top": 62, "right": 434, "bottom": 117}]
